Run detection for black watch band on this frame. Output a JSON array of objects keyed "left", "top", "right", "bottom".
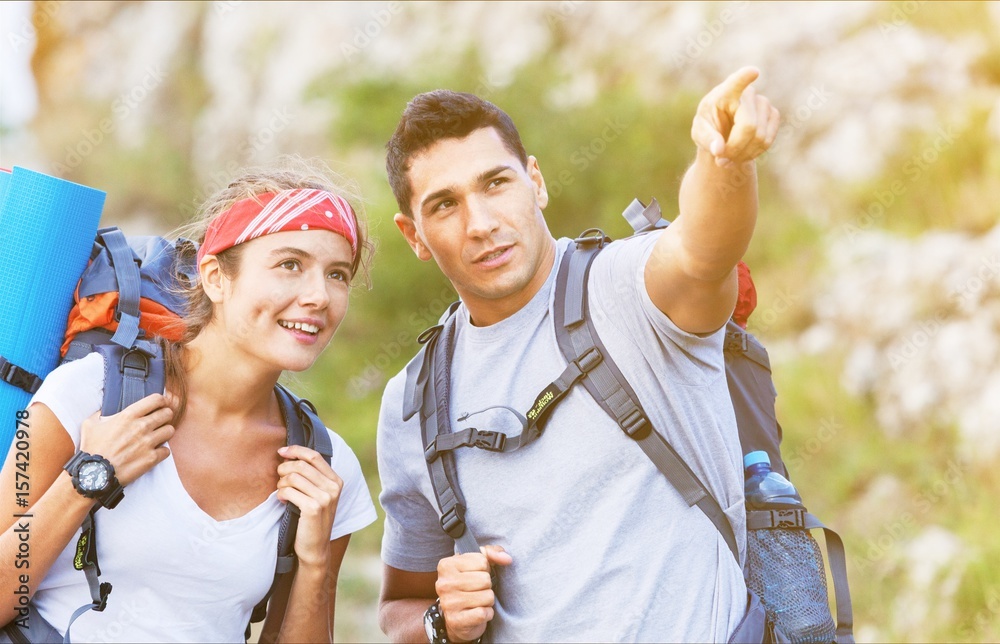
[
  {"left": 64, "top": 451, "right": 125, "bottom": 509},
  {"left": 424, "top": 599, "right": 448, "bottom": 644}
]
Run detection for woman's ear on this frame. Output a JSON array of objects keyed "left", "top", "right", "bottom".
[{"left": 199, "top": 255, "right": 226, "bottom": 303}]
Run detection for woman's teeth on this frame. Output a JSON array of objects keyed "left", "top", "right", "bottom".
[{"left": 279, "top": 320, "right": 319, "bottom": 334}]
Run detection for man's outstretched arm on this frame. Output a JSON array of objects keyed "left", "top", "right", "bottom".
[{"left": 646, "top": 66, "right": 780, "bottom": 334}]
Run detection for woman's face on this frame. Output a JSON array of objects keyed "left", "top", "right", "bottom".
[{"left": 212, "top": 229, "right": 354, "bottom": 374}]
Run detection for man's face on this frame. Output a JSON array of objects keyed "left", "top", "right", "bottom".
[{"left": 394, "top": 127, "right": 555, "bottom": 325}]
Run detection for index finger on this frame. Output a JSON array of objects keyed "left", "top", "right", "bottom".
[
  {"left": 277, "top": 444, "right": 333, "bottom": 471},
  {"left": 119, "top": 393, "right": 172, "bottom": 418},
  {"left": 714, "top": 66, "right": 760, "bottom": 104}
]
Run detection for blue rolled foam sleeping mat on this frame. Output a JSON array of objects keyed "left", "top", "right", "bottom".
[{"left": 0, "top": 167, "right": 105, "bottom": 465}]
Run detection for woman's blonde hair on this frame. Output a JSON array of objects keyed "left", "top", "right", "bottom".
[{"left": 164, "top": 155, "right": 374, "bottom": 420}]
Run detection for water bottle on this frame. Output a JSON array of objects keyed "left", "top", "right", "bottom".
[{"left": 743, "top": 451, "right": 836, "bottom": 644}]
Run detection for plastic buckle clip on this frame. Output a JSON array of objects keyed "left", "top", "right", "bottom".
[
  {"left": 724, "top": 330, "right": 749, "bottom": 354},
  {"left": 773, "top": 508, "right": 806, "bottom": 529},
  {"left": 96, "top": 582, "right": 113, "bottom": 612},
  {"left": 574, "top": 347, "right": 603, "bottom": 374},
  {"left": 472, "top": 430, "right": 506, "bottom": 452},
  {"left": 0, "top": 358, "right": 42, "bottom": 394},
  {"left": 440, "top": 505, "right": 467, "bottom": 539}
]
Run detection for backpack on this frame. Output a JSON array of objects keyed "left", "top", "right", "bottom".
[
  {"left": 27, "top": 227, "right": 331, "bottom": 642},
  {"left": 402, "top": 199, "right": 854, "bottom": 644}
]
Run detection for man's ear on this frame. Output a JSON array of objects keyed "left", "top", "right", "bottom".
[
  {"left": 527, "top": 155, "right": 548, "bottom": 211},
  {"left": 394, "top": 213, "right": 432, "bottom": 261},
  {"left": 199, "top": 255, "right": 226, "bottom": 303}
]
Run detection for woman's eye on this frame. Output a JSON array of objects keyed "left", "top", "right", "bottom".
[
  {"left": 280, "top": 259, "right": 301, "bottom": 271},
  {"left": 328, "top": 269, "right": 353, "bottom": 284}
]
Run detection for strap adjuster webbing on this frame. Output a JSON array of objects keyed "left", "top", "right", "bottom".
[{"left": 0, "top": 357, "right": 42, "bottom": 394}]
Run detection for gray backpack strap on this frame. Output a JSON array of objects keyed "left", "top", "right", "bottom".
[
  {"left": 553, "top": 235, "right": 741, "bottom": 564},
  {"left": 246, "top": 385, "right": 334, "bottom": 641},
  {"left": 95, "top": 227, "right": 143, "bottom": 349},
  {"left": 802, "top": 513, "right": 855, "bottom": 644},
  {"left": 417, "top": 312, "right": 482, "bottom": 556}
]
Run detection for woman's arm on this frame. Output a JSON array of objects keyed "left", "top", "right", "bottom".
[
  {"left": 0, "top": 392, "right": 174, "bottom": 626},
  {"left": 260, "top": 535, "right": 350, "bottom": 643},
  {"left": 0, "top": 403, "right": 95, "bottom": 625},
  {"left": 267, "top": 444, "right": 347, "bottom": 643}
]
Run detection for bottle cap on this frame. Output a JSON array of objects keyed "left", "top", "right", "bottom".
[{"left": 743, "top": 450, "right": 771, "bottom": 469}]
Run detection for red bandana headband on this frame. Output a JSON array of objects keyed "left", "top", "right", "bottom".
[{"left": 197, "top": 188, "right": 358, "bottom": 264}]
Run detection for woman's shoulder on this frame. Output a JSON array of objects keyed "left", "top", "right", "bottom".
[{"left": 29, "top": 352, "right": 105, "bottom": 446}]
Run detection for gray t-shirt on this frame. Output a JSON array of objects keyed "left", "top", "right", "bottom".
[{"left": 378, "top": 233, "right": 747, "bottom": 642}]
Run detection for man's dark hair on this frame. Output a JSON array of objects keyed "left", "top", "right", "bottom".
[{"left": 385, "top": 90, "right": 529, "bottom": 216}]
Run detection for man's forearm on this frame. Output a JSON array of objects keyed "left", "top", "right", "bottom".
[
  {"left": 380, "top": 598, "right": 431, "bottom": 643},
  {"left": 675, "top": 147, "right": 758, "bottom": 281}
]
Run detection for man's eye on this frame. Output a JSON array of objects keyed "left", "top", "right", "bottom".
[
  {"left": 488, "top": 177, "right": 508, "bottom": 188},
  {"left": 434, "top": 199, "right": 456, "bottom": 212}
]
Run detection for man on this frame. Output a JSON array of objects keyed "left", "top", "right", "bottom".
[{"left": 377, "top": 67, "right": 780, "bottom": 642}]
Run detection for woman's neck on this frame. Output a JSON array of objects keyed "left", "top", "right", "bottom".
[{"left": 180, "top": 328, "right": 281, "bottom": 425}]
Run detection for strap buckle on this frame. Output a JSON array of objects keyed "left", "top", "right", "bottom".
[
  {"left": 440, "top": 504, "right": 467, "bottom": 539},
  {"left": 0, "top": 357, "right": 42, "bottom": 394},
  {"left": 95, "top": 582, "right": 113, "bottom": 612},
  {"left": 724, "top": 330, "right": 749, "bottom": 353},
  {"left": 573, "top": 347, "right": 603, "bottom": 374},
  {"left": 620, "top": 409, "right": 650, "bottom": 439},
  {"left": 472, "top": 429, "right": 506, "bottom": 452}
]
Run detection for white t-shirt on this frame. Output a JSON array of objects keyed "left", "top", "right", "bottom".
[
  {"left": 30, "top": 353, "right": 376, "bottom": 643},
  {"left": 378, "top": 234, "right": 747, "bottom": 642}
]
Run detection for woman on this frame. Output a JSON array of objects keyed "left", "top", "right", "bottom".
[{"left": 0, "top": 158, "right": 377, "bottom": 642}]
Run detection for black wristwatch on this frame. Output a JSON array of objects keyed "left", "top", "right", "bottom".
[
  {"left": 64, "top": 451, "right": 125, "bottom": 509},
  {"left": 423, "top": 599, "right": 448, "bottom": 644}
]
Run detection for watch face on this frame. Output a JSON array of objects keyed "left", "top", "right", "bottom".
[
  {"left": 424, "top": 610, "right": 436, "bottom": 642},
  {"left": 78, "top": 461, "right": 109, "bottom": 492}
]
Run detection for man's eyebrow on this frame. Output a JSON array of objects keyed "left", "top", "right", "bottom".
[{"left": 419, "top": 165, "right": 516, "bottom": 212}]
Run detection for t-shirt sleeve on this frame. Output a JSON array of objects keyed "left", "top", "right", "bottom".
[
  {"left": 376, "top": 372, "right": 455, "bottom": 573},
  {"left": 588, "top": 231, "right": 728, "bottom": 385},
  {"left": 326, "top": 429, "right": 378, "bottom": 541},
  {"left": 28, "top": 352, "right": 105, "bottom": 448}
]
